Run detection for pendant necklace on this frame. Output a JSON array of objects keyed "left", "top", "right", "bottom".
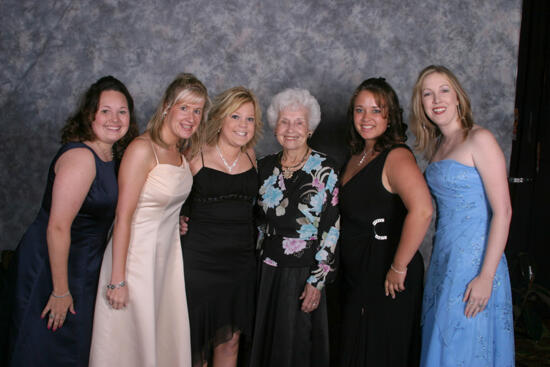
[
  {"left": 281, "top": 148, "right": 310, "bottom": 179},
  {"left": 358, "top": 147, "right": 374, "bottom": 166},
  {"left": 216, "top": 144, "right": 240, "bottom": 173}
]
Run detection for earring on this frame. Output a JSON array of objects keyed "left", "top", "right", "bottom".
[
  {"left": 217, "top": 128, "right": 221, "bottom": 134},
  {"left": 308, "top": 131, "right": 312, "bottom": 138}
]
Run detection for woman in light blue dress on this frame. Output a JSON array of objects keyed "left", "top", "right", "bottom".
[{"left": 410, "top": 65, "right": 514, "bottom": 367}]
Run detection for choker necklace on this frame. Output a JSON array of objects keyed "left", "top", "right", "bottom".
[
  {"left": 216, "top": 143, "right": 240, "bottom": 173},
  {"left": 358, "top": 148, "right": 374, "bottom": 166},
  {"left": 281, "top": 148, "right": 310, "bottom": 179}
]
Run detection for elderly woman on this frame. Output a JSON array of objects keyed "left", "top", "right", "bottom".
[
  {"left": 410, "top": 65, "right": 514, "bottom": 366},
  {"left": 7, "top": 76, "right": 138, "bottom": 366},
  {"left": 249, "top": 88, "right": 340, "bottom": 367},
  {"left": 338, "top": 78, "right": 432, "bottom": 366},
  {"left": 181, "top": 86, "right": 263, "bottom": 367}
]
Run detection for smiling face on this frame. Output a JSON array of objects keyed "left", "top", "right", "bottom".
[
  {"left": 164, "top": 96, "right": 205, "bottom": 141},
  {"left": 353, "top": 90, "right": 388, "bottom": 143},
  {"left": 421, "top": 72, "right": 460, "bottom": 129},
  {"left": 274, "top": 106, "right": 310, "bottom": 152},
  {"left": 91, "top": 90, "right": 130, "bottom": 145},
  {"left": 218, "top": 101, "right": 256, "bottom": 148}
]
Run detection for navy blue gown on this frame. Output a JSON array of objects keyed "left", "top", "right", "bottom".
[{"left": 8, "top": 142, "right": 118, "bottom": 367}]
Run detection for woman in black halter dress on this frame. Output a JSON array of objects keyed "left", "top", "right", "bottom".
[{"left": 181, "top": 87, "right": 263, "bottom": 367}]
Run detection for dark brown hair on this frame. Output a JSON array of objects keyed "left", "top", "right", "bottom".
[
  {"left": 61, "top": 76, "right": 139, "bottom": 159},
  {"left": 347, "top": 77, "right": 407, "bottom": 154}
]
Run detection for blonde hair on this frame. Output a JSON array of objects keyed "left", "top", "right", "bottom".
[
  {"left": 147, "top": 73, "right": 209, "bottom": 152},
  {"left": 410, "top": 65, "right": 474, "bottom": 159},
  {"left": 193, "top": 86, "right": 262, "bottom": 156}
]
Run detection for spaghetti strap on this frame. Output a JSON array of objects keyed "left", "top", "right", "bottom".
[
  {"left": 150, "top": 140, "right": 160, "bottom": 165},
  {"left": 244, "top": 151, "right": 256, "bottom": 171},
  {"left": 200, "top": 151, "right": 205, "bottom": 168}
]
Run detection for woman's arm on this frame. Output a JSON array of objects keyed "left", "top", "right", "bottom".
[
  {"left": 383, "top": 147, "right": 433, "bottom": 299},
  {"left": 106, "top": 138, "right": 154, "bottom": 309},
  {"left": 463, "top": 128, "right": 512, "bottom": 318},
  {"left": 42, "top": 147, "right": 96, "bottom": 331},
  {"left": 301, "top": 166, "right": 340, "bottom": 312}
]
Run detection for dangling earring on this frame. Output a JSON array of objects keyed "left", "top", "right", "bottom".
[{"left": 217, "top": 128, "right": 221, "bottom": 134}]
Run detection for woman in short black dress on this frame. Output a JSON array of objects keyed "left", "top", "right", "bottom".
[{"left": 182, "top": 86, "right": 263, "bottom": 367}]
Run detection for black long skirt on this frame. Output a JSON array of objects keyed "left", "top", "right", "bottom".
[{"left": 249, "top": 264, "right": 329, "bottom": 367}]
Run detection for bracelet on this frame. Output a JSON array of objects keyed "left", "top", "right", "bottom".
[
  {"left": 106, "top": 280, "right": 127, "bottom": 290},
  {"left": 390, "top": 264, "right": 407, "bottom": 274},
  {"left": 51, "top": 291, "right": 70, "bottom": 298}
]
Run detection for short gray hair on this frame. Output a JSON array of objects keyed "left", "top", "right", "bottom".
[{"left": 266, "top": 88, "right": 321, "bottom": 132}]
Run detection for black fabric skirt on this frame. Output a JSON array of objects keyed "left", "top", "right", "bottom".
[
  {"left": 339, "top": 251, "right": 424, "bottom": 367},
  {"left": 249, "top": 264, "right": 329, "bottom": 367}
]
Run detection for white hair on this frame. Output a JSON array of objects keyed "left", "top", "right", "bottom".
[{"left": 266, "top": 88, "right": 321, "bottom": 132}]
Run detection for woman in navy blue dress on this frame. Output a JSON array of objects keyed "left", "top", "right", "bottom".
[{"left": 7, "top": 76, "right": 138, "bottom": 367}]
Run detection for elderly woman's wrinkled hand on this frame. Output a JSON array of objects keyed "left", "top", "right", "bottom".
[{"left": 299, "top": 283, "right": 321, "bottom": 313}]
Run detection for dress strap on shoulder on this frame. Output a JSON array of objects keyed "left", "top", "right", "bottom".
[
  {"left": 200, "top": 151, "right": 205, "bottom": 168},
  {"left": 244, "top": 151, "right": 256, "bottom": 171},
  {"left": 150, "top": 140, "right": 160, "bottom": 165}
]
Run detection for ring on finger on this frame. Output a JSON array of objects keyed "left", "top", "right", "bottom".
[{"left": 49, "top": 313, "right": 55, "bottom": 319}]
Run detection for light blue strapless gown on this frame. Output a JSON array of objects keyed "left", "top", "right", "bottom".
[{"left": 421, "top": 160, "right": 514, "bottom": 367}]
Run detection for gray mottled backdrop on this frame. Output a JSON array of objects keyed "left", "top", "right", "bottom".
[{"left": 0, "top": 0, "right": 521, "bottom": 252}]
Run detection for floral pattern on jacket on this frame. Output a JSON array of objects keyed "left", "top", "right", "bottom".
[{"left": 257, "top": 150, "right": 340, "bottom": 290}]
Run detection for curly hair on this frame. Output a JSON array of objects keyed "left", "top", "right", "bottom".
[
  {"left": 193, "top": 86, "right": 262, "bottom": 157},
  {"left": 147, "top": 73, "right": 210, "bottom": 153},
  {"left": 347, "top": 77, "right": 407, "bottom": 155},
  {"left": 266, "top": 88, "right": 321, "bottom": 132},
  {"left": 61, "top": 75, "right": 139, "bottom": 159},
  {"left": 410, "top": 65, "right": 474, "bottom": 160}
]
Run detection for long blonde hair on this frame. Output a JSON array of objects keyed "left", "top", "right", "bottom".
[
  {"left": 410, "top": 65, "right": 474, "bottom": 159},
  {"left": 192, "top": 86, "right": 262, "bottom": 157},
  {"left": 147, "top": 73, "right": 210, "bottom": 152}
]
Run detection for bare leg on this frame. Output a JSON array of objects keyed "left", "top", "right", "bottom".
[{"left": 212, "top": 332, "right": 240, "bottom": 367}]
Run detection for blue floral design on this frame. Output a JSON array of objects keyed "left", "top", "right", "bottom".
[
  {"left": 262, "top": 186, "right": 283, "bottom": 208},
  {"left": 309, "top": 190, "right": 326, "bottom": 214},
  {"left": 297, "top": 223, "right": 317, "bottom": 240},
  {"left": 302, "top": 153, "right": 325, "bottom": 174},
  {"left": 326, "top": 169, "right": 338, "bottom": 193}
]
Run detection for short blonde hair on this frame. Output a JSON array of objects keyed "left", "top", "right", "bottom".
[
  {"left": 266, "top": 88, "right": 321, "bottom": 132},
  {"left": 147, "top": 73, "right": 210, "bottom": 152},
  {"left": 410, "top": 65, "right": 474, "bottom": 159},
  {"left": 193, "top": 86, "right": 262, "bottom": 156}
]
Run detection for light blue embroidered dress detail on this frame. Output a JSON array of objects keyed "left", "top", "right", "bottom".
[{"left": 421, "top": 160, "right": 514, "bottom": 367}]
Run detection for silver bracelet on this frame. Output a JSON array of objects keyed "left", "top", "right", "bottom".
[
  {"left": 51, "top": 291, "right": 70, "bottom": 298},
  {"left": 106, "top": 280, "right": 127, "bottom": 290},
  {"left": 390, "top": 264, "right": 407, "bottom": 274}
]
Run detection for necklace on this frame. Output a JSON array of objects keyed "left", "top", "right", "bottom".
[
  {"left": 216, "top": 143, "right": 240, "bottom": 173},
  {"left": 358, "top": 147, "right": 374, "bottom": 166},
  {"left": 281, "top": 148, "right": 310, "bottom": 179}
]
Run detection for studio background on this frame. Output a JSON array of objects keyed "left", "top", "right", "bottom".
[{"left": 0, "top": 0, "right": 521, "bottom": 253}]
